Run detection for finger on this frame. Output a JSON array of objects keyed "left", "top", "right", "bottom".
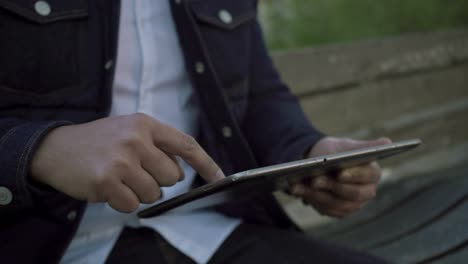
[
  {"left": 170, "top": 156, "right": 185, "bottom": 182},
  {"left": 122, "top": 168, "right": 162, "bottom": 204},
  {"left": 316, "top": 207, "right": 353, "bottom": 218},
  {"left": 141, "top": 145, "right": 184, "bottom": 186},
  {"left": 336, "top": 137, "right": 392, "bottom": 153},
  {"left": 312, "top": 177, "right": 377, "bottom": 202},
  {"left": 149, "top": 120, "right": 224, "bottom": 183},
  {"left": 107, "top": 182, "right": 140, "bottom": 213},
  {"left": 303, "top": 190, "right": 362, "bottom": 217},
  {"left": 338, "top": 162, "right": 381, "bottom": 184},
  {"left": 290, "top": 183, "right": 308, "bottom": 197}
]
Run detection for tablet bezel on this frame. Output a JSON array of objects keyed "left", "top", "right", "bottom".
[{"left": 138, "top": 139, "right": 421, "bottom": 218}]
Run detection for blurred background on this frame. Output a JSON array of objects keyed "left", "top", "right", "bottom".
[
  {"left": 259, "top": 1, "right": 468, "bottom": 262},
  {"left": 259, "top": 0, "right": 468, "bottom": 50}
]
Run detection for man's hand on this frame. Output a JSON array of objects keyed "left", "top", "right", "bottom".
[
  {"left": 31, "top": 113, "right": 224, "bottom": 213},
  {"left": 290, "top": 137, "right": 392, "bottom": 218}
]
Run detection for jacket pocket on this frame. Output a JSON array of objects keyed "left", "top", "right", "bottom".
[
  {"left": 188, "top": 0, "right": 256, "bottom": 102},
  {"left": 0, "top": 0, "right": 88, "bottom": 99},
  {"left": 189, "top": 0, "right": 256, "bottom": 31}
]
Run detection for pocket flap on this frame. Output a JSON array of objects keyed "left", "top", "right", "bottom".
[
  {"left": 0, "top": 0, "right": 88, "bottom": 24},
  {"left": 189, "top": 0, "right": 257, "bottom": 30}
]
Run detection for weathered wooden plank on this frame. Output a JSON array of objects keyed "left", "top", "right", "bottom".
[
  {"left": 370, "top": 194, "right": 468, "bottom": 263},
  {"left": 347, "top": 97, "right": 468, "bottom": 140},
  {"left": 298, "top": 64, "right": 468, "bottom": 136},
  {"left": 377, "top": 101, "right": 468, "bottom": 169},
  {"left": 430, "top": 243, "right": 468, "bottom": 264},
  {"left": 327, "top": 175, "right": 468, "bottom": 250},
  {"left": 272, "top": 29, "right": 468, "bottom": 96}
]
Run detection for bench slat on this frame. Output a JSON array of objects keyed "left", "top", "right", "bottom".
[
  {"left": 370, "top": 194, "right": 468, "bottom": 263},
  {"left": 328, "top": 175, "right": 468, "bottom": 250}
]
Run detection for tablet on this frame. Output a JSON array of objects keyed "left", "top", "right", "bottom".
[{"left": 138, "top": 139, "right": 421, "bottom": 218}]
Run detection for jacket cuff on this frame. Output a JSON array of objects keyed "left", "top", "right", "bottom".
[{"left": 0, "top": 121, "right": 71, "bottom": 212}]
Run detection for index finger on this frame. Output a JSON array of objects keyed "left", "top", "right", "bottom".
[
  {"left": 150, "top": 120, "right": 225, "bottom": 183},
  {"left": 337, "top": 162, "right": 381, "bottom": 184}
]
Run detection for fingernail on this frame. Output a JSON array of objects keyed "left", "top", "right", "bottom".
[
  {"left": 215, "top": 169, "right": 225, "bottom": 179},
  {"left": 378, "top": 137, "right": 392, "bottom": 144},
  {"left": 340, "top": 172, "right": 352, "bottom": 181},
  {"left": 291, "top": 185, "right": 305, "bottom": 196},
  {"left": 314, "top": 178, "right": 327, "bottom": 189}
]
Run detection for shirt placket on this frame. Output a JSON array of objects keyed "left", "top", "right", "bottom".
[{"left": 135, "top": 0, "right": 155, "bottom": 114}]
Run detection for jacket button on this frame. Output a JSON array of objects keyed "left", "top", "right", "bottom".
[
  {"left": 218, "top": 10, "right": 233, "bottom": 24},
  {"left": 174, "top": 0, "right": 182, "bottom": 4},
  {"left": 67, "top": 210, "right": 77, "bottom": 221},
  {"left": 0, "top": 187, "right": 13, "bottom": 205},
  {"left": 195, "top": 62, "right": 205, "bottom": 74},
  {"left": 222, "top": 126, "right": 232, "bottom": 138},
  {"left": 34, "top": 1, "right": 52, "bottom": 16},
  {"left": 105, "top": 60, "right": 114, "bottom": 70}
]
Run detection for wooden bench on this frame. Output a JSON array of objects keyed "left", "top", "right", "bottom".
[{"left": 271, "top": 28, "right": 468, "bottom": 263}]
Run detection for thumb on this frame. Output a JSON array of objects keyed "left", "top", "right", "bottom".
[{"left": 337, "top": 137, "right": 392, "bottom": 152}]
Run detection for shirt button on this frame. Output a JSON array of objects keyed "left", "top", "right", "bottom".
[
  {"left": 67, "top": 210, "right": 77, "bottom": 221},
  {"left": 222, "top": 126, "right": 232, "bottom": 138},
  {"left": 195, "top": 62, "right": 205, "bottom": 74},
  {"left": 0, "top": 187, "right": 13, "bottom": 205},
  {"left": 218, "top": 10, "right": 233, "bottom": 25},
  {"left": 34, "top": 1, "right": 52, "bottom": 16},
  {"left": 105, "top": 60, "right": 114, "bottom": 70}
]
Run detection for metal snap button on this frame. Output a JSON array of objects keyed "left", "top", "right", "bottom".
[
  {"left": 67, "top": 210, "right": 77, "bottom": 221},
  {"left": 34, "top": 1, "right": 52, "bottom": 16},
  {"left": 195, "top": 62, "right": 205, "bottom": 74},
  {"left": 218, "top": 9, "right": 233, "bottom": 24},
  {"left": 222, "top": 126, "right": 232, "bottom": 138},
  {"left": 0, "top": 187, "right": 13, "bottom": 205},
  {"left": 105, "top": 60, "right": 114, "bottom": 70}
]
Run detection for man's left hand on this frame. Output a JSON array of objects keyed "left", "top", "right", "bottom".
[{"left": 290, "top": 137, "right": 392, "bottom": 218}]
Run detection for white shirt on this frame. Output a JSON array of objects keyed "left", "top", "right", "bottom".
[{"left": 60, "top": 1, "right": 241, "bottom": 263}]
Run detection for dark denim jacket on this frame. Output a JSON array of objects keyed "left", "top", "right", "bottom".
[{"left": 0, "top": 0, "right": 323, "bottom": 262}]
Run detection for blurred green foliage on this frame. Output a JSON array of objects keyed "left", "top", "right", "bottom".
[{"left": 259, "top": 0, "right": 468, "bottom": 50}]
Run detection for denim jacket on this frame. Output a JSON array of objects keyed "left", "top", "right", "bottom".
[{"left": 0, "top": 0, "right": 323, "bottom": 262}]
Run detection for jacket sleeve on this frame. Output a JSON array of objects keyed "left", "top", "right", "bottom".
[
  {"left": 0, "top": 118, "right": 71, "bottom": 213},
  {"left": 242, "top": 19, "right": 325, "bottom": 166}
]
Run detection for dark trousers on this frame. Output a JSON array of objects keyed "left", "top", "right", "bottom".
[{"left": 106, "top": 224, "right": 391, "bottom": 264}]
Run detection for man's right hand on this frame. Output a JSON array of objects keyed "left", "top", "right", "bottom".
[{"left": 30, "top": 113, "right": 224, "bottom": 213}]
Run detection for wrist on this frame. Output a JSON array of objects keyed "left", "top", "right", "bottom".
[{"left": 30, "top": 125, "right": 69, "bottom": 185}]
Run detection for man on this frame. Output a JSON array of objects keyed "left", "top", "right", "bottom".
[{"left": 0, "top": 0, "right": 391, "bottom": 263}]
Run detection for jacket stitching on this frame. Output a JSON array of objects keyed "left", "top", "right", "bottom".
[
  {"left": 0, "top": 1, "right": 88, "bottom": 24},
  {"left": 0, "top": 126, "right": 19, "bottom": 148}
]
